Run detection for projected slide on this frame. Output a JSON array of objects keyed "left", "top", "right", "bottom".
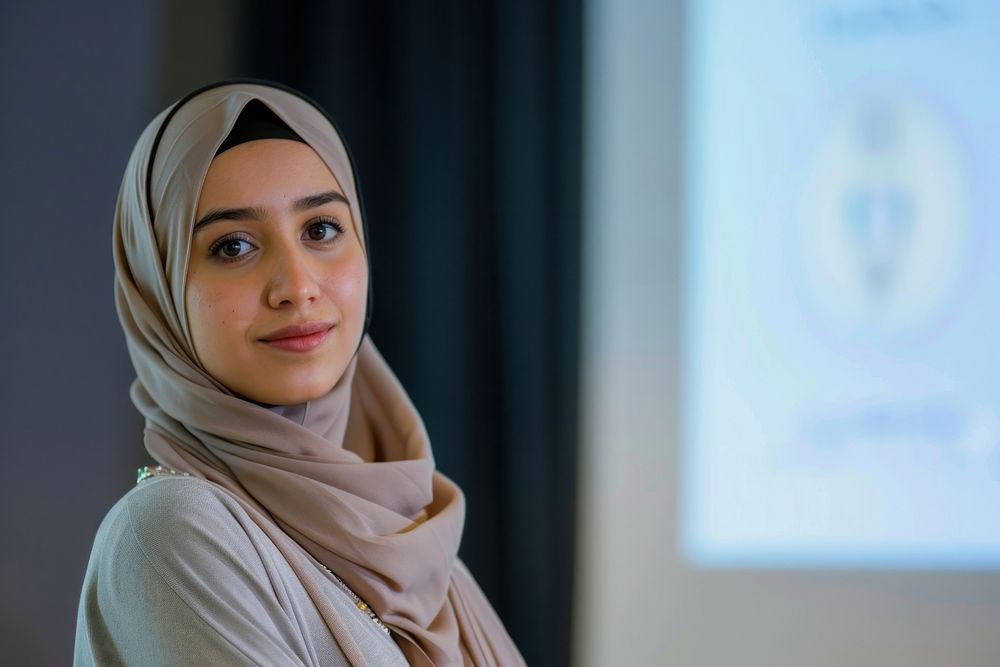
[{"left": 682, "top": 0, "right": 1000, "bottom": 567}]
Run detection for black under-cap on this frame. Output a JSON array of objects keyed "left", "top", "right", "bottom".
[{"left": 215, "top": 99, "right": 306, "bottom": 156}]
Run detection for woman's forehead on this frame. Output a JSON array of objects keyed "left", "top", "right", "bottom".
[{"left": 198, "top": 139, "right": 347, "bottom": 211}]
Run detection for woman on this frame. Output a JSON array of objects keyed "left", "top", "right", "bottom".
[{"left": 74, "top": 80, "right": 524, "bottom": 666}]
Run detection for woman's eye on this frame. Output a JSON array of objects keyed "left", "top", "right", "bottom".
[
  {"left": 305, "top": 219, "right": 345, "bottom": 243},
  {"left": 209, "top": 236, "right": 256, "bottom": 261}
]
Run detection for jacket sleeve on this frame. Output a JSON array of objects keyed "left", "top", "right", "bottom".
[{"left": 74, "top": 477, "right": 342, "bottom": 667}]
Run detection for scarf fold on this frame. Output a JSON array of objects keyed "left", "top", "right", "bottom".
[{"left": 114, "top": 80, "right": 523, "bottom": 667}]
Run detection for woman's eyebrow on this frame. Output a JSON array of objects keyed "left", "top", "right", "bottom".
[
  {"left": 194, "top": 205, "right": 267, "bottom": 232},
  {"left": 293, "top": 191, "right": 349, "bottom": 211},
  {"left": 193, "top": 192, "right": 348, "bottom": 231}
]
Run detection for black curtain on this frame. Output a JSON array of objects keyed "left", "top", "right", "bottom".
[{"left": 241, "top": 2, "right": 582, "bottom": 665}]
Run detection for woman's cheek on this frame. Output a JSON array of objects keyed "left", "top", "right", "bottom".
[
  {"left": 188, "top": 281, "right": 240, "bottom": 352},
  {"left": 333, "top": 255, "right": 369, "bottom": 324}
]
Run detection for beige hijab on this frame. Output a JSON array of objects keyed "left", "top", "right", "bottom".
[{"left": 113, "top": 81, "right": 523, "bottom": 666}]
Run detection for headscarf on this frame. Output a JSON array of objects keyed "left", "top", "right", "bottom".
[{"left": 113, "top": 80, "right": 523, "bottom": 667}]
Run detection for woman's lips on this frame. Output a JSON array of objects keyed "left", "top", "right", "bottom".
[{"left": 259, "top": 322, "right": 334, "bottom": 353}]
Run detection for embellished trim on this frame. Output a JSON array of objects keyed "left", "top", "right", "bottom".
[
  {"left": 320, "top": 564, "right": 392, "bottom": 635},
  {"left": 136, "top": 465, "right": 191, "bottom": 484}
]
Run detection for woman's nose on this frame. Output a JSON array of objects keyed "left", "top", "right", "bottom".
[{"left": 266, "top": 246, "right": 321, "bottom": 308}]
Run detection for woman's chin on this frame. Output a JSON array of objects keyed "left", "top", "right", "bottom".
[{"left": 227, "top": 374, "right": 339, "bottom": 407}]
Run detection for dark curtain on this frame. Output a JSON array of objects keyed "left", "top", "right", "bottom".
[{"left": 241, "top": 2, "right": 582, "bottom": 665}]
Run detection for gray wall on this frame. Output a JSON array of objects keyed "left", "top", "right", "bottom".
[{"left": 0, "top": 3, "right": 237, "bottom": 663}]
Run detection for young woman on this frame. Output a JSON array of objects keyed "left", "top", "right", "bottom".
[{"left": 74, "top": 80, "right": 523, "bottom": 666}]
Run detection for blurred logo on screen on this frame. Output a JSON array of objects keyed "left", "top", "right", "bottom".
[{"left": 798, "top": 95, "right": 967, "bottom": 337}]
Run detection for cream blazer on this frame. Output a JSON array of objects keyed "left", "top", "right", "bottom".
[{"left": 75, "top": 476, "right": 408, "bottom": 666}]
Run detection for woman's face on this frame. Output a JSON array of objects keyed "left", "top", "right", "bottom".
[{"left": 186, "top": 139, "right": 368, "bottom": 405}]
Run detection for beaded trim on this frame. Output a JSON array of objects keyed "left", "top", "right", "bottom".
[
  {"left": 136, "top": 465, "right": 191, "bottom": 483},
  {"left": 134, "top": 464, "right": 391, "bottom": 635},
  {"left": 320, "top": 564, "right": 392, "bottom": 635}
]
